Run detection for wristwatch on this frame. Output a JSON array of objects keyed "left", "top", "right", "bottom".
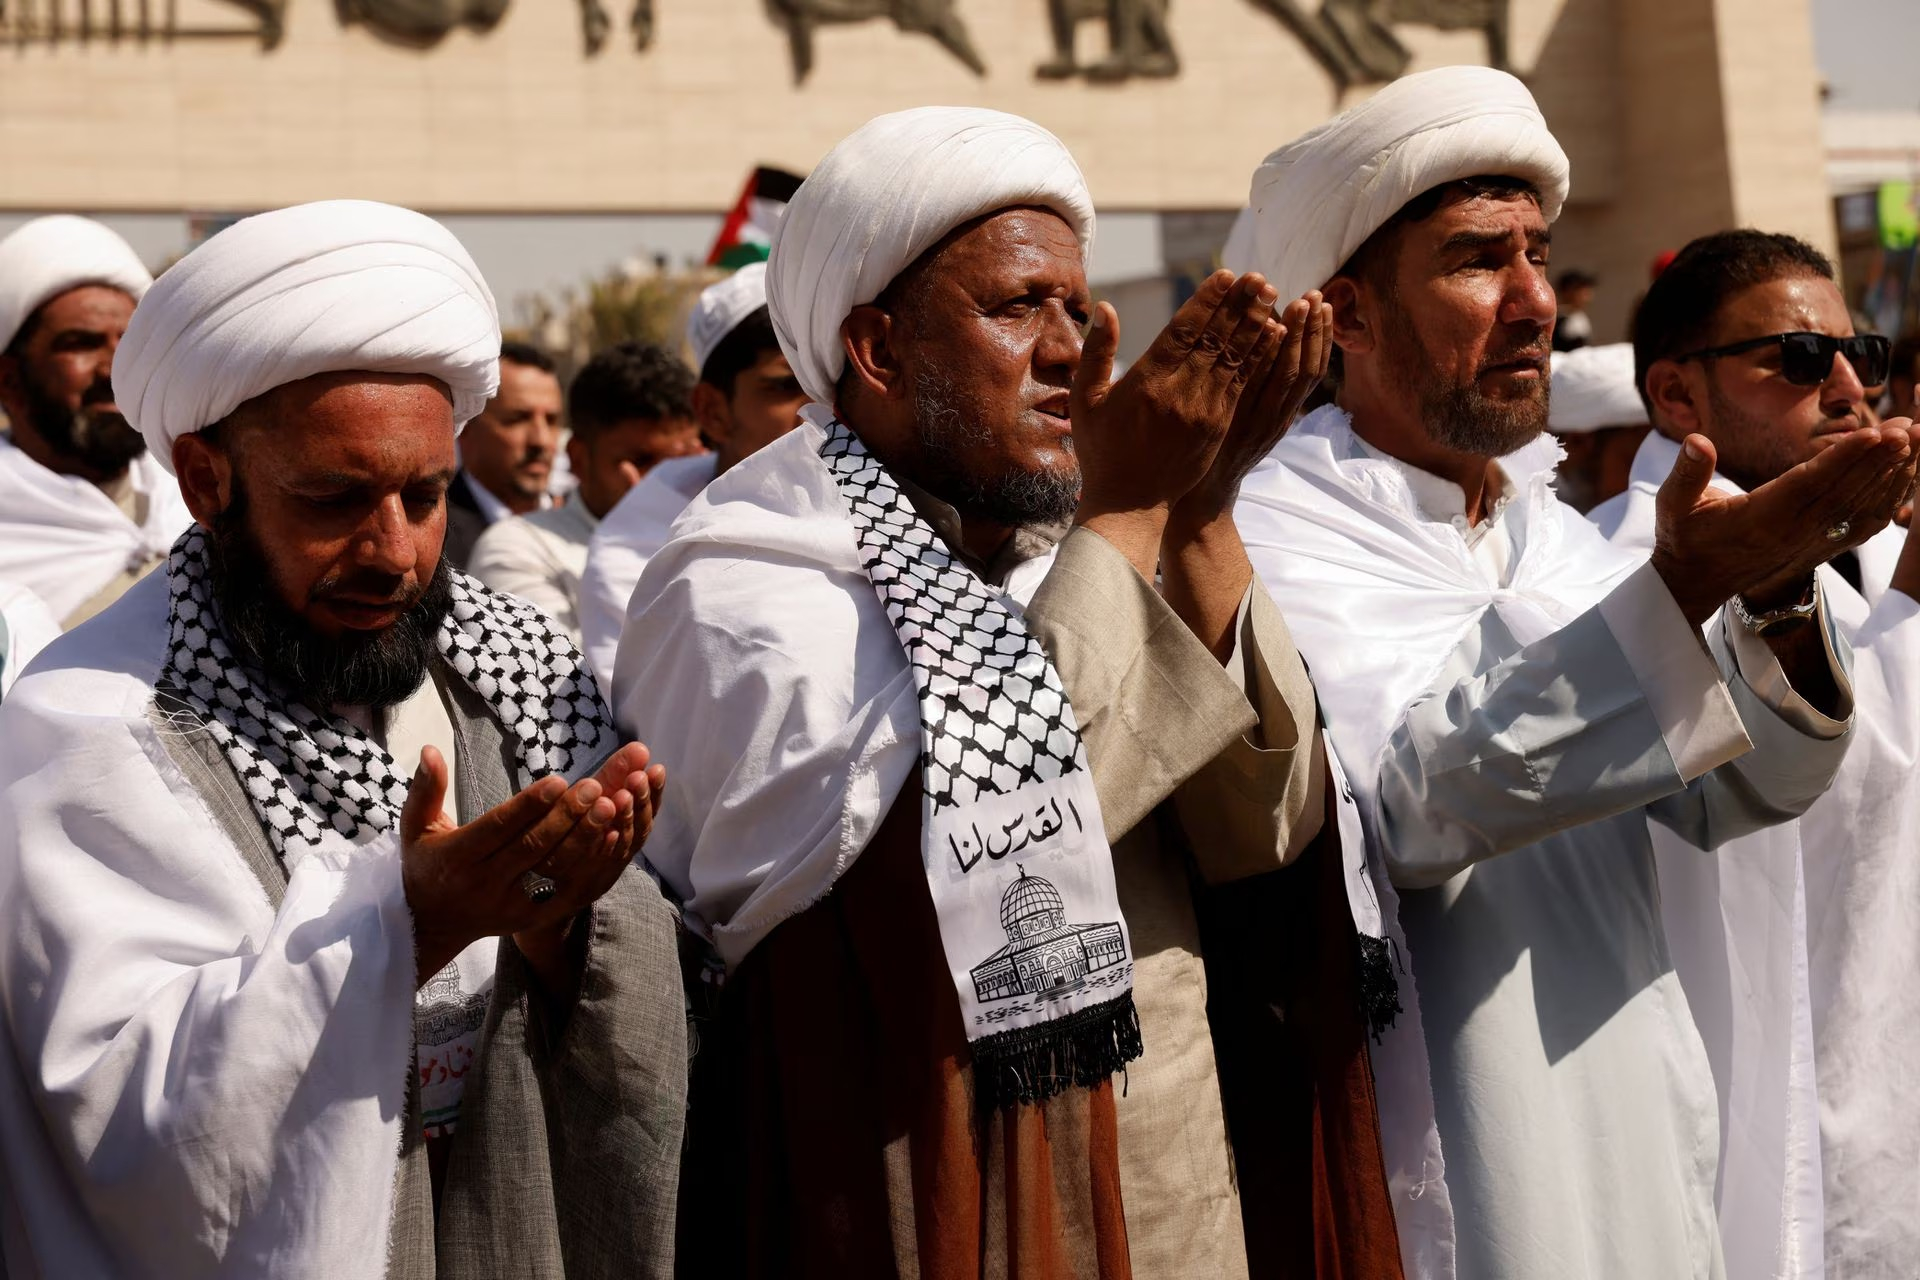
[{"left": 1731, "top": 581, "right": 1819, "bottom": 636}]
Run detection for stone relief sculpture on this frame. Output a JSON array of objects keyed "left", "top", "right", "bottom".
[
  {"left": 1037, "top": 0, "right": 1178, "bottom": 82},
  {"left": 1, "top": 0, "right": 284, "bottom": 46},
  {"left": 1244, "top": 0, "right": 1509, "bottom": 91},
  {"left": 580, "top": 0, "right": 650, "bottom": 53},
  {"left": 334, "top": 0, "right": 507, "bottom": 40},
  {"left": 765, "top": 0, "right": 986, "bottom": 82}
]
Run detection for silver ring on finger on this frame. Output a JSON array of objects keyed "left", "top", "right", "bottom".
[
  {"left": 520, "top": 870, "right": 559, "bottom": 904},
  {"left": 1826, "top": 520, "right": 1851, "bottom": 542}
]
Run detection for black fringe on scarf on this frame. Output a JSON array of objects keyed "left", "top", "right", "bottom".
[
  {"left": 972, "top": 991, "right": 1144, "bottom": 1112},
  {"left": 1357, "top": 933, "right": 1404, "bottom": 1043}
]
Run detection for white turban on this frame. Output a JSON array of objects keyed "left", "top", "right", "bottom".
[
  {"left": 1550, "top": 343, "right": 1645, "bottom": 433},
  {"left": 1231, "top": 66, "right": 1570, "bottom": 304},
  {"left": 767, "top": 106, "right": 1095, "bottom": 407},
  {"left": 115, "top": 200, "right": 500, "bottom": 472},
  {"left": 688, "top": 261, "right": 768, "bottom": 378},
  {"left": 0, "top": 215, "right": 152, "bottom": 352}
]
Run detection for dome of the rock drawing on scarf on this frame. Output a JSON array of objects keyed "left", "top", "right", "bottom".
[
  {"left": 1000, "top": 868, "right": 1067, "bottom": 939},
  {"left": 971, "top": 868, "right": 1127, "bottom": 1006}
]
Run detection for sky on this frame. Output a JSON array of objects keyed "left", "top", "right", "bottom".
[{"left": 1813, "top": 0, "right": 1920, "bottom": 111}]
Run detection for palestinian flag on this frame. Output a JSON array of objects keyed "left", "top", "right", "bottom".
[{"left": 707, "top": 166, "right": 806, "bottom": 268}]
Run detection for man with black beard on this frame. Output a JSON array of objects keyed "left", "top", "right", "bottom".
[
  {"left": 0, "top": 201, "right": 689, "bottom": 1278},
  {"left": 1232, "top": 68, "right": 1913, "bottom": 1279},
  {"left": 0, "top": 215, "right": 192, "bottom": 626},
  {"left": 619, "top": 108, "right": 1400, "bottom": 1279}
]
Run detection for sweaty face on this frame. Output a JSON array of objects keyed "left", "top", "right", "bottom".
[
  {"left": 460, "top": 359, "right": 562, "bottom": 508},
  {"left": 1374, "top": 193, "right": 1556, "bottom": 459},
  {"left": 884, "top": 208, "right": 1087, "bottom": 527},
  {"left": 1, "top": 285, "right": 144, "bottom": 479},
  {"left": 198, "top": 374, "right": 459, "bottom": 710},
  {"left": 1691, "top": 274, "right": 1867, "bottom": 492}
]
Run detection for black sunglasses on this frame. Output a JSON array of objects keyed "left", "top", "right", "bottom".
[{"left": 1674, "top": 331, "right": 1891, "bottom": 388}]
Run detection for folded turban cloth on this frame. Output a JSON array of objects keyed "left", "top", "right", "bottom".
[
  {"left": 1230, "top": 66, "right": 1570, "bottom": 305},
  {"left": 688, "top": 261, "right": 768, "bottom": 379},
  {"left": 1550, "top": 343, "right": 1645, "bottom": 433},
  {"left": 0, "top": 215, "right": 152, "bottom": 353},
  {"left": 115, "top": 200, "right": 501, "bottom": 472},
  {"left": 768, "top": 106, "right": 1095, "bottom": 407}
]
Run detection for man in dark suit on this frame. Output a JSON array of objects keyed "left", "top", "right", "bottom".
[{"left": 445, "top": 340, "right": 563, "bottom": 568}]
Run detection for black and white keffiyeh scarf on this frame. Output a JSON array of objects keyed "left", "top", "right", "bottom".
[
  {"left": 162, "top": 527, "right": 617, "bottom": 863},
  {"left": 820, "top": 421, "right": 1141, "bottom": 1110}
]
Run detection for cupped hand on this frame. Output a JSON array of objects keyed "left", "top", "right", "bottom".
[
  {"left": 399, "top": 741, "right": 665, "bottom": 985},
  {"left": 1651, "top": 422, "right": 1919, "bottom": 627}
]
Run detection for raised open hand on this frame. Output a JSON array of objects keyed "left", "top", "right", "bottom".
[
  {"left": 400, "top": 741, "right": 665, "bottom": 985},
  {"left": 1071, "top": 270, "right": 1287, "bottom": 523},
  {"left": 1181, "top": 290, "right": 1333, "bottom": 515},
  {"left": 1652, "top": 423, "right": 1919, "bottom": 627}
]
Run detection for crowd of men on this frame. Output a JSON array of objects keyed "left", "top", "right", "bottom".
[{"left": 0, "top": 63, "right": 1914, "bottom": 1280}]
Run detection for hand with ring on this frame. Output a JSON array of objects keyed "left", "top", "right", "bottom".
[{"left": 399, "top": 741, "right": 667, "bottom": 988}]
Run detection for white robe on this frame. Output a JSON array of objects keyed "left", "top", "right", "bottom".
[
  {"left": 0, "top": 582, "right": 59, "bottom": 698},
  {"left": 0, "top": 439, "right": 191, "bottom": 624},
  {"left": 0, "top": 573, "right": 418, "bottom": 1277},
  {"left": 467, "top": 499, "right": 599, "bottom": 644},
  {"left": 1235, "top": 407, "right": 1853, "bottom": 1280},
  {"left": 578, "top": 453, "right": 717, "bottom": 692},
  {"left": 1595, "top": 431, "right": 1920, "bottom": 1279}
]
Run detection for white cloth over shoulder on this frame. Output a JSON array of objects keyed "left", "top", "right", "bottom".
[
  {"left": 579, "top": 452, "right": 717, "bottom": 690},
  {"left": 0, "top": 439, "right": 192, "bottom": 623},
  {"left": 612, "top": 417, "right": 1052, "bottom": 964},
  {"left": 0, "top": 582, "right": 59, "bottom": 698},
  {"left": 1595, "top": 430, "right": 1920, "bottom": 1279},
  {"left": 0, "top": 572, "right": 418, "bottom": 1278},
  {"left": 0, "top": 215, "right": 151, "bottom": 351},
  {"left": 1229, "top": 66, "right": 1568, "bottom": 302},
  {"left": 687, "top": 262, "right": 768, "bottom": 377},
  {"left": 767, "top": 107, "right": 1094, "bottom": 407},
  {"left": 1551, "top": 343, "right": 1645, "bottom": 433},
  {"left": 114, "top": 200, "right": 501, "bottom": 467}
]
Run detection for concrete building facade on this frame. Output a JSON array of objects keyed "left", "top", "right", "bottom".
[{"left": 1, "top": 0, "right": 1835, "bottom": 351}]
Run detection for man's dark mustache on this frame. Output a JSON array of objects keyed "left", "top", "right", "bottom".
[
  {"left": 310, "top": 573, "right": 422, "bottom": 609},
  {"left": 80, "top": 379, "right": 117, "bottom": 408}
]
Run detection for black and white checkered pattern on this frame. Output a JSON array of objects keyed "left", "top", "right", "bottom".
[
  {"left": 820, "top": 423, "right": 1086, "bottom": 813},
  {"left": 163, "top": 527, "right": 616, "bottom": 862}
]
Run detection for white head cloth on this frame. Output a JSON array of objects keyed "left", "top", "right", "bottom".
[
  {"left": 114, "top": 200, "right": 501, "bottom": 472},
  {"left": 767, "top": 106, "right": 1095, "bottom": 407},
  {"left": 688, "top": 261, "right": 769, "bottom": 378},
  {"left": 0, "top": 215, "right": 152, "bottom": 352},
  {"left": 1550, "top": 343, "right": 1645, "bottom": 433},
  {"left": 1231, "top": 66, "right": 1570, "bottom": 302}
]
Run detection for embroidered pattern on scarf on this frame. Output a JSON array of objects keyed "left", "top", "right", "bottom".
[
  {"left": 819, "top": 420, "right": 1140, "bottom": 1110},
  {"left": 161, "top": 526, "right": 617, "bottom": 1135}
]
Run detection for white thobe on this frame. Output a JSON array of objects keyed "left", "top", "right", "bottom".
[
  {"left": 1236, "top": 407, "right": 1853, "bottom": 1280},
  {"left": 0, "top": 582, "right": 59, "bottom": 698},
  {"left": 1595, "top": 431, "right": 1920, "bottom": 1279},
  {"left": 578, "top": 454, "right": 717, "bottom": 690},
  {"left": 467, "top": 500, "right": 599, "bottom": 643},
  {"left": 0, "top": 572, "right": 420, "bottom": 1277},
  {"left": 0, "top": 439, "right": 191, "bottom": 625}
]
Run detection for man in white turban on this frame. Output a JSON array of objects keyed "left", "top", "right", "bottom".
[
  {"left": 0, "top": 215, "right": 191, "bottom": 627},
  {"left": 1230, "top": 66, "right": 1912, "bottom": 1279},
  {"left": 577, "top": 262, "right": 808, "bottom": 687},
  {"left": 615, "top": 106, "right": 1392, "bottom": 1276},
  {"left": 469, "top": 340, "right": 701, "bottom": 643},
  {"left": 1547, "top": 342, "right": 1650, "bottom": 511},
  {"left": 0, "top": 200, "right": 688, "bottom": 1278},
  {"left": 1594, "top": 229, "right": 1920, "bottom": 1280}
]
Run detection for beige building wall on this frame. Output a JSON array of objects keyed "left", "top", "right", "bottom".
[{"left": 1, "top": 0, "right": 1834, "bottom": 342}]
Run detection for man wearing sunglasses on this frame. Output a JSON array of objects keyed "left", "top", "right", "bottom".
[{"left": 1593, "top": 228, "right": 1920, "bottom": 1279}]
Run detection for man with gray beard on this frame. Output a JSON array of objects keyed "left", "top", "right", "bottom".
[
  {"left": 618, "top": 107, "right": 1398, "bottom": 1277},
  {"left": 0, "top": 216, "right": 192, "bottom": 626},
  {"left": 1232, "top": 67, "right": 1913, "bottom": 1279}
]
